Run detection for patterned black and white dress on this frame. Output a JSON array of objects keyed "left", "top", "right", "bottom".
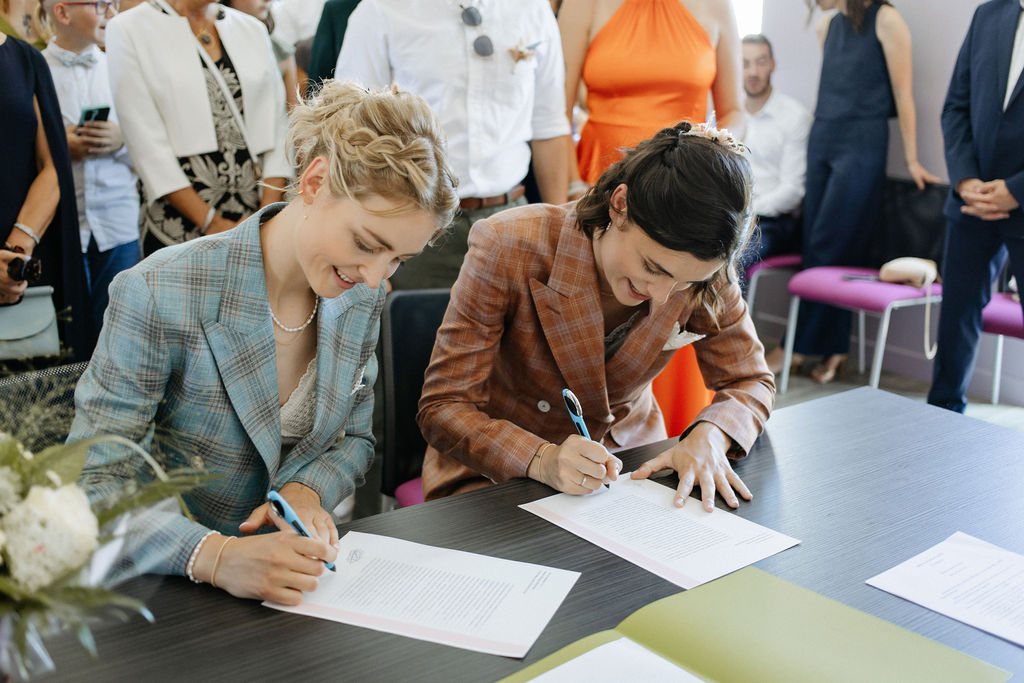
[{"left": 140, "top": 49, "right": 260, "bottom": 255}]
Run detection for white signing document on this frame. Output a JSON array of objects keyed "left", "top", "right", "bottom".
[
  {"left": 528, "top": 637, "right": 702, "bottom": 682},
  {"left": 263, "top": 531, "right": 580, "bottom": 658},
  {"left": 866, "top": 531, "right": 1024, "bottom": 647},
  {"left": 519, "top": 477, "right": 799, "bottom": 589}
]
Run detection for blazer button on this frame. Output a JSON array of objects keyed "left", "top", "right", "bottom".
[{"left": 537, "top": 399, "right": 551, "bottom": 413}]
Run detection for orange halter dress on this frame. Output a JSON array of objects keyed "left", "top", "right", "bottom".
[{"left": 578, "top": 0, "right": 718, "bottom": 436}]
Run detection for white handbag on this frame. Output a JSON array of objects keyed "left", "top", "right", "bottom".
[
  {"left": 879, "top": 258, "right": 938, "bottom": 359},
  {"left": 0, "top": 286, "right": 60, "bottom": 361}
]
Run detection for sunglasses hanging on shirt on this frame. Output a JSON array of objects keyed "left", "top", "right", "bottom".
[{"left": 459, "top": 5, "right": 494, "bottom": 57}]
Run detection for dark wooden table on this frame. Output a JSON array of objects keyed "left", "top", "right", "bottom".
[{"left": 41, "top": 388, "right": 1024, "bottom": 681}]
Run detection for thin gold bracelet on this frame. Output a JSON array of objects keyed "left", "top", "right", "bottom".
[
  {"left": 210, "top": 536, "right": 236, "bottom": 588},
  {"left": 534, "top": 442, "right": 555, "bottom": 462}
]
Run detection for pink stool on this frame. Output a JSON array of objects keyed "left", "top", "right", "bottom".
[
  {"left": 780, "top": 266, "right": 941, "bottom": 392},
  {"left": 395, "top": 477, "right": 425, "bottom": 508},
  {"left": 744, "top": 253, "right": 802, "bottom": 314},
  {"left": 982, "top": 292, "right": 1024, "bottom": 404}
]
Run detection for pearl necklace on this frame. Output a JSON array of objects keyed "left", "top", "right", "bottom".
[{"left": 271, "top": 296, "right": 319, "bottom": 333}]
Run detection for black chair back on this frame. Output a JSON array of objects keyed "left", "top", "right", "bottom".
[
  {"left": 380, "top": 289, "right": 451, "bottom": 498},
  {"left": 867, "top": 178, "right": 950, "bottom": 269},
  {"left": 0, "top": 362, "right": 88, "bottom": 452}
]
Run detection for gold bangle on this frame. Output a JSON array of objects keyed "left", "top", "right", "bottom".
[
  {"left": 534, "top": 442, "right": 555, "bottom": 461},
  {"left": 210, "top": 536, "right": 236, "bottom": 588}
]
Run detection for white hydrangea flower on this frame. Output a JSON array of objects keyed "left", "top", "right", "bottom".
[
  {"left": 1, "top": 485, "right": 99, "bottom": 592},
  {"left": 0, "top": 466, "right": 22, "bottom": 515}
]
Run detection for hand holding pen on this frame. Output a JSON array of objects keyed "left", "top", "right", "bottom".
[
  {"left": 526, "top": 389, "right": 622, "bottom": 494},
  {"left": 267, "top": 490, "right": 336, "bottom": 571}
]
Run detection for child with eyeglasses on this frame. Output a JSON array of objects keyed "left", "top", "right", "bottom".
[{"left": 41, "top": 0, "right": 141, "bottom": 333}]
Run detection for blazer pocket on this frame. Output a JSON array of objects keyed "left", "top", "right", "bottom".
[{"left": 662, "top": 322, "right": 705, "bottom": 351}]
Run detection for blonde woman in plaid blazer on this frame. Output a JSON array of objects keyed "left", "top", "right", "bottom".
[
  {"left": 419, "top": 122, "right": 775, "bottom": 511},
  {"left": 69, "top": 81, "right": 458, "bottom": 606}
]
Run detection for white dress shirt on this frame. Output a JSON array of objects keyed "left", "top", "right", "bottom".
[
  {"left": 268, "top": 0, "right": 327, "bottom": 46},
  {"left": 336, "top": 0, "right": 570, "bottom": 199},
  {"left": 42, "top": 42, "right": 140, "bottom": 253},
  {"left": 1005, "top": 0, "right": 1024, "bottom": 111},
  {"left": 745, "top": 89, "right": 813, "bottom": 218}
]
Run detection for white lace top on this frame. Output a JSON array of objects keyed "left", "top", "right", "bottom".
[{"left": 281, "top": 357, "right": 317, "bottom": 446}]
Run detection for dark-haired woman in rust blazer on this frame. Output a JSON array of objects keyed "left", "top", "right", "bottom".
[{"left": 418, "top": 122, "right": 774, "bottom": 512}]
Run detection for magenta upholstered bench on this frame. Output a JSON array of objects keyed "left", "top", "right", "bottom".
[
  {"left": 394, "top": 478, "right": 425, "bottom": 508},
  {"left": 779, "top": 266, "right": 942, "bottom": 392},
  {"left": 744, "top": 253, "right": 802, "bottom": 314},
  {"left": 982, "top": 292, "right": 1024, "bottom": 404}
]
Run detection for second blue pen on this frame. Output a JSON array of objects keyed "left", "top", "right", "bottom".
[{"left": 561, "top": 388, "right": 610, "bottom": 488}]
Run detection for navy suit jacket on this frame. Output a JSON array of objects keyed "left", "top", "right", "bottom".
[{"left": 943, "top": 0, "right": 1024, "bottom": 231}]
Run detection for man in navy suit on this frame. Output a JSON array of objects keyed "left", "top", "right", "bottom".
[{"left": 928, "top": 0, "right": 1024, "bottom": 413}]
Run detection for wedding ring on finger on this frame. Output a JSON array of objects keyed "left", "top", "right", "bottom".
[{"left": 580, "top": 475, "right": 587, "bottom": 487}]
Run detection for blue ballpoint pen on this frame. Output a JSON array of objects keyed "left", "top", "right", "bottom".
[
  {"left": 561, "top": 388, "right": 610, "bottom": 488},
  {"left": 267, "top": 490, "right": 336, "bottom": 571}
]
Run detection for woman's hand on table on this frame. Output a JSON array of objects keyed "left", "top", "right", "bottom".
[
  {"left": 631, "top": 422, "right": 751, "bottom": 512},
  {"left": 239, "top": 482, "right": 339, "bottom": 547},
  {"left": 197, "top": 532, "right": 337, "bottom": 606},
  {"left": 528, "top": 434, "right": 622, "bottom": 495}
]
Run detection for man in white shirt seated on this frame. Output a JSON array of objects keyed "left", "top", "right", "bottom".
[
  {"left": 742, "top": 33, "right": 812, "bottom": 267},
  {"left": 336, "top": 0, "right": 570, "bottom": 290}
]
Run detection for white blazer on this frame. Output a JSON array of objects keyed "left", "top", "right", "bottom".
[{"left": 106, "top": 0, "right": 291, "bottom": 204}]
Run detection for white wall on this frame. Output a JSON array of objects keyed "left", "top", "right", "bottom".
[
  {"left": 761, "top": 0, "right": 980, "bottom": 181},
  {"left": 753, "top": 1, "right": 1024, "bottom": 407}
]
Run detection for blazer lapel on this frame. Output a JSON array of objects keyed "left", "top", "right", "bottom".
[
  {"left": 202, "top": 214, "right": 281, "bottom": 474},
  {"left": 529, "top": 222, "right": 612, "bottom": 425},
  {"left": 995, "top": 2, "right": 1021, "bottom": 109},
  {"left": 278, "top": 286, "right": 374, "bottom": 483},
  {"left": 312, "top": 293, "right": 356, "bottom": 434},
  {"left": 605, "top": 291, "right": 691, "bottom": 399}
]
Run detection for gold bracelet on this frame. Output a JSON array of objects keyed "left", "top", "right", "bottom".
[
  {"left": 534, "top": 442, "right": 555, "bottom": 461},
  {"left": 210, "top": 536, "right": 236, "bottom": 588}
]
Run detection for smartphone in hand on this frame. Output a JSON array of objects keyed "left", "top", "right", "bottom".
[{"left": 79, "top": 105, "right": 111, "bottom": 126}]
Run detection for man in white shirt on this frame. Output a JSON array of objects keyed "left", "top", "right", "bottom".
[
  {"left": 336, "top": 0, "right": 570, "bottom": 290},
  {"left": 269, "top": 0, "right": 327, "bottom": 47},
  {"left": 741, "top": 34, "right": 812, "bottom": 267},
  {"left": 42, "top": 0, "right": 140, "bottom": 332}
]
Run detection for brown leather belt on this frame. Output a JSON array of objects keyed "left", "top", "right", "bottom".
[{"left": 459, "top": 184, "right": 526, "bottom": 211}]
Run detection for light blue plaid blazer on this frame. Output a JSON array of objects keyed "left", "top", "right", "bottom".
[{"left": 70, "top": 205, "right": 383, "bottom": 576}]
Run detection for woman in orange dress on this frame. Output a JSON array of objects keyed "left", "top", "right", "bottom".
[{"left": 559, "top": 0, "right": 743, "bottom": 436}]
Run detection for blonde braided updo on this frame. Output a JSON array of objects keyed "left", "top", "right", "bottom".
[{"left": 288, "top": 81, "right": 459, "bottom": 235}]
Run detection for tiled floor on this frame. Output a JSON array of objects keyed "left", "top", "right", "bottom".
[{"left": 775, "top": 364, "right": 1024, "bottom": 433}]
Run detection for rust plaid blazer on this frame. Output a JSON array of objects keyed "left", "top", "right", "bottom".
[{"left": 418, "top": 204, "right": 775, "bottom": 500}]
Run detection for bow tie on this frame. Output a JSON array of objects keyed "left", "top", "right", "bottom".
[{"left": 58, "top": 51, "right": 98, "bottom": 68}]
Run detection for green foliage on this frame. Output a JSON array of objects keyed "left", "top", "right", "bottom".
[
  {"left": 94, "top": 467, "right": 218, "bottom": 527},
  {"left": 0, "top": 428, "right": 210, "bottom": 676}
]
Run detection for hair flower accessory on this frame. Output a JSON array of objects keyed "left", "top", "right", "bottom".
[{"left": 679, "top": 122, "right": 749, "bottom": 156}]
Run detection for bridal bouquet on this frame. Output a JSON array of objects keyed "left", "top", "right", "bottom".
[{"left": 0, "top": 430, "right": 209, "bottom": 679}]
